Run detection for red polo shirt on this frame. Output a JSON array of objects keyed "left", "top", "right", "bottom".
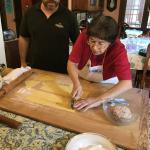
[{"left": 69, "top": 30, "right": 131, "bottom": 80}]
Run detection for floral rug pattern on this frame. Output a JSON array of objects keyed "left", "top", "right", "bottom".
[{"left": 0, "top": 108, "right": 149, "bottom": 150}]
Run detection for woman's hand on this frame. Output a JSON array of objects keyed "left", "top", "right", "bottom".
[
  {"left": 67, "top": 60, "right": 82, "bottom": 100},
  {"left": 73, "top": 97, "right": 103, "bottom": 111},
  {"left": 71, "top": 84, "right": 83, "bottom": 100}
]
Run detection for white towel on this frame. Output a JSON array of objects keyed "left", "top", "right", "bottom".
[
  {"left": 3, "top": 66, "right": 31, "bottom": 84},
  {"left": 100, "top": 77, "right": 119, "bottom": 84}
]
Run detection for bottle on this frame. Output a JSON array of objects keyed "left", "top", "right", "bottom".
[{"left": 0, "top": 74, "right": 3, "bottom": 89}]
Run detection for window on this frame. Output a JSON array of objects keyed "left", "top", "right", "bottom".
[
  {"left": 147, "top": 13, "right": 150, "bottom": 28},
  {"left": 124, "top": 0, "right": 150, "bottom": 29}
]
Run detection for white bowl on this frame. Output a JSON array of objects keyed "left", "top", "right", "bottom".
[{"left": 65, "top": 133, "right": 115, "bottom": 150}]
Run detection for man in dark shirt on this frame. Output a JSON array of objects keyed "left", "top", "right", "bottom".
[{"left": 19, "top": 0, "right": 79, "bottom": 73}]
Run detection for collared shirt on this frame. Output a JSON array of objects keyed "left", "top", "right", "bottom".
[
  {"left": 20, "top": 2, "right": 79, "bottom": 73},
  {"left": 69, "top": 30, "right": 131, "bottom": 80}
]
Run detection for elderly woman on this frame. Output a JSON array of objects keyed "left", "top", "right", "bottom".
[{"left": 67, "top": 15, "right": 132, "bottom": 111}]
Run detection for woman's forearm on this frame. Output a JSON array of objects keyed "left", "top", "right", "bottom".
[
  {"left": 67, "top": 60, "right": 80, "bottom": 86},
  {"left": 79, "top": 67, "right": 103, "bottom": 82},
  {"left": 97, "top": 80, "right": 132, "bottom": 102}
]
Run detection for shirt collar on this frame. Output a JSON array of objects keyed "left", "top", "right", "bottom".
[{"left": 35, "top": 2, "right": 63, "bottom": 13}]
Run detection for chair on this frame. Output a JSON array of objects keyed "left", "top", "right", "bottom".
[
  {"left": 118, "top": 22, "right": 129, "bottom": 38},
  {"left": 134, "top": 43, "right": 150, "bottom": 96}
]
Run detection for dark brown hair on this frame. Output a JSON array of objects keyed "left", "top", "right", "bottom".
[{"left": 87, "top": 15, "right": 118, "bottom": 43}]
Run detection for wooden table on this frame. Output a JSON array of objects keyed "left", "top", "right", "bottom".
[{"left": 0, "top": 69, "right": 149, "bottom": 150}]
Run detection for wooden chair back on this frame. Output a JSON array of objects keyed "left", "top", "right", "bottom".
[
  {"left": 140, "top": 43, "right": 150, "bottom": 89},
  {"left": 118, "top": 22, "right": 129, "bottom": 38}
]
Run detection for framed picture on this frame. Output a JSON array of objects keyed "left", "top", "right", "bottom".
[
  {"left": 5, "top": 0, "right": 14, "bottom": 13},
  {"left": 90, "top": 0, "right": 97, "bottom": 6},
  {"left": 107, "top": 0, "right": 117, "bottom": 12}
]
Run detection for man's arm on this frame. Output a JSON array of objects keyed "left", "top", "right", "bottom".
[
  {"left": 69, "top": 13, "right": 80, "bottom": 44},
  {"left": 19, "top": 36, "right": 29, "bottom": 67}
]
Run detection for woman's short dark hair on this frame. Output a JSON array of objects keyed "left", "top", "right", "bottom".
[{"left": 87, "top": 15, "right": 118, "bottom": 43}]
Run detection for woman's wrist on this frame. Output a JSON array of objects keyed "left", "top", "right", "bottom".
[
  {"left": 73, "top": 79, "right": 81, "bottom": 87},
  {"left": 97, "top": 95, "right": 114, "bottom": 104}
]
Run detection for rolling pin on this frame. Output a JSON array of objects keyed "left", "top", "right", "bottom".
[
  {"left": 0, "top": 114, "right": 22, "bottom": 129},
  {"left": 0, "top": 69, "right": 33, "bottom": 128},
  {"left": 0, "top": 69, "right": 33, "bottom": 98}
]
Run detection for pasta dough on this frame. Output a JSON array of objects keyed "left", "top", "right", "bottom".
[
  {"left": 79, "top": 144, "right": 106, "bottom": 150},
  {"left": 110, "top": 105, "right": 132, "bottom": 120}
]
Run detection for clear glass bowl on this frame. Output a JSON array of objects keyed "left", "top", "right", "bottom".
[{"left": 103, "top": 98, "right": 139, "bottom": 126}]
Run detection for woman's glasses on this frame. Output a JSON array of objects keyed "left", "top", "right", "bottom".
[{"left": 87, "top": 37, "right": 110, "bottom": 49}]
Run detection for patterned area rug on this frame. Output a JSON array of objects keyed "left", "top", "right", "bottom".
[{"left": 0, "top": 107, "right": 149, "bottom": 150}]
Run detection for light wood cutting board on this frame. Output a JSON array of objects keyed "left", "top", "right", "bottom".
[{"left": 0, "top": 69, "right": 149, "bottom": 150}]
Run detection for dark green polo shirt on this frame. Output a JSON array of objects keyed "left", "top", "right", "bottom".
[{"left": 20, "top": 2, "right": 79, "bottom": 73}]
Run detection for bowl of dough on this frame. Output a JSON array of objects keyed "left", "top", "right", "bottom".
[
  {"left": 65, "top": 132, "right": 115, "bottom": 150},
  {"left": 103, "top": 98, "right": 138, "bottom": 125}
]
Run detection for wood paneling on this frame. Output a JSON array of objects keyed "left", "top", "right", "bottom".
[
  {"left": 4, "top": 39, "right": 20, "bottom": 68},
  {"left": 72, "top": 0, "right": 102, "bottom": 11},
  {"left": 21, "top": 0, "right": 32, "bottom": 15}
]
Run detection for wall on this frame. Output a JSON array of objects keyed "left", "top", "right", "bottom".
[
  {"left": 0, "top": 16, "right": 6, "bottom": 65},
  {"left": 69, "top": 0, "right": 120, "bottom": 22},
  {"left": 103, "top": 0, "right": 120, "bottom": 22},
  {"left": 68, "top": 0, "right": 72, "bottom": 10}
]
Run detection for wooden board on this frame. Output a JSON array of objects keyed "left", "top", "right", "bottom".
[{"left": 0, "top": 69, "right": 149, "bottom": 150}]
